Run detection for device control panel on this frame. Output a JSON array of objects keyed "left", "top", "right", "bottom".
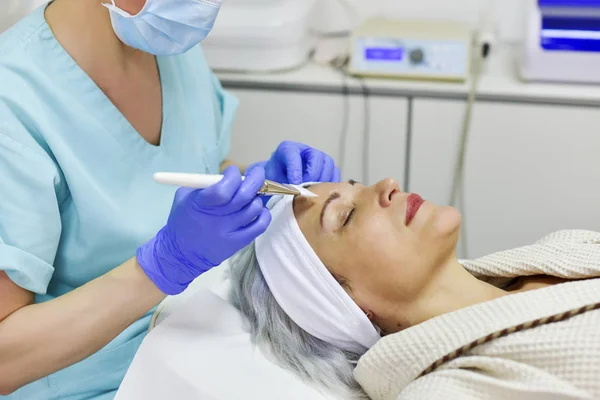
[{"left": 350, "top": 37, "right": 470, "bottom": 81}]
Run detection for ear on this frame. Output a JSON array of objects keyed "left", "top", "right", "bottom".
[{"left": 358, "top": 304, "right": 374, "bottom": 321}]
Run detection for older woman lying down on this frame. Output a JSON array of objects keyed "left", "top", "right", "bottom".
[{"left": 228, "top": 178, "right": 600, "bottom": 400}]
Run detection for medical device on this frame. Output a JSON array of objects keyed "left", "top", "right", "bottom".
[
  {"left": 521, "top": 0, "right": 600, "bottom": 83},
  {"left": 348, "top": 18, "right": 472, "bottom": 82},
  {"left": 201, "top": 0, "right": 318, "bottom": 72},
  {"left": 153, "top": 173, "right": 318, "bottom": 198}
]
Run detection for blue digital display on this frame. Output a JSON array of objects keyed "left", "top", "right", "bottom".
[
  {"left": 364, "top": 47, "right": 404, "bottom": 61},
  {"left": 541, "top": 15, "right": 600, "bottom": 52},
  {"left": 543, "top": 16, "right": 600, "bottom": 31}
]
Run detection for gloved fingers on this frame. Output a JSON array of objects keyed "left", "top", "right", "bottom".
[
  {"left": 173, "top": 186, "right": 196, "bottom": 206},
  {"left": 191, "top": 166, "right": 243, "bottom": 210},
  {"left": 263, "top": 156, "right": 287, "bottom": 185},
  {"left": 229, "top": 207, "right": 272, "bottom": 244},
  {"left": 333, "top": 166, "right": 342, "bottom": 183},
  {"left": 318, "top": 154, "right": 335, "bottom": 182},
  {"left": 226, "top": 197, "right": 265, "bottom": 231},
  {"left": 245, "top": 160, "right": 267, "bottom": 176},
  {"left": 226, "top": 166, "right": 265, "bottom": 213},
  {"left": 302, "top": 149, "right": 325, "bottom": 182},
  {"left": 259, "top": 195, "right": 272, "bottom": 207},
  {"left": 276, "top": 142, "right": 304, "bottom": 185}
]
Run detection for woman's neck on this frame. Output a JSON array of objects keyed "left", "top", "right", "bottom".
[{"left": 401, "top": 258, "right": 508, "bottom": 330}]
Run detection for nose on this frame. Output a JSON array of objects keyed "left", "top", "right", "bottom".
[{"left": 374, "top": 178, "right": 401, "bottom": 207}]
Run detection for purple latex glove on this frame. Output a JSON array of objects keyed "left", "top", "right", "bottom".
[
  {"left": 248, "top": 141, "right": 341, "bottom": 185},
  {"left": 137, "top": 166, "right": 271, "bottom": 295},
  {"left": 247, "top": 141, "right": 341, "bottom": 205}
]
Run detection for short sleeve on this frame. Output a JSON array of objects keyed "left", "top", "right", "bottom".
[
  {"left": 0, "top": 133, "right": 62, "bottom": 294},
  {"left": 209, "top": 72, "right": 239, "bottom": 163}
]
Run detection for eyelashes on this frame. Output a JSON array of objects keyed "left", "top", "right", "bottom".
[
  {"left": 342, "top": 180, "right": 358, "bottom": 227},
  {"left": 343, "top": 208, "right": 355, "bottom": 227}
]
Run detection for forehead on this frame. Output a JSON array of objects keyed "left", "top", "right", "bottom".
[{"left": 293, "top": 182, "right": 341, "bottom": 217}]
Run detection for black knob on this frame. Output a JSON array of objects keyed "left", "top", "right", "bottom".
[{"left": 410, "top": 48, "right": 424, "bottom": 64}]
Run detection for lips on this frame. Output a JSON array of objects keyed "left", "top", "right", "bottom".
[{"left": 405, "top": 194, "right": 424, "bottom": 225}]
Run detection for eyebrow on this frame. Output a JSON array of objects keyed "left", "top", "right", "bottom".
[
  {"left": 331, "top": 273, "right": 350, "bottom": 291},
  {"left": 319, "top": 180, "right": 357, "bottom": 228}
]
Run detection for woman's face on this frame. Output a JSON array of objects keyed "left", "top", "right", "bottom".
[{"left": 293, "top": 178, "right": 461, "bottom": 334}]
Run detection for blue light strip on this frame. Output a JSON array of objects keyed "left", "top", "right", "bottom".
[
  {"left": 539, "top": 0, "right": 600, "bottom": 7},
  {"left": 541, "top": 36, "right": 600, "bottom": 51}
]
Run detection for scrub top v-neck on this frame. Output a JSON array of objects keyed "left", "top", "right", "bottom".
[{"left": 0, "top": 4, "right": 238, "bottom": 400}]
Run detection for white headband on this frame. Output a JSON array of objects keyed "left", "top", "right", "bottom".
[{"left": 255, "top": 193, "right": 380, "bottom": 354}]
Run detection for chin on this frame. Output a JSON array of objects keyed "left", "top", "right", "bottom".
[
  {"left": 424, "top": 206, "right": 461, "bottom": 264},
  {"left": 434, "top": 206, "right": 462, "bottom": 237}
]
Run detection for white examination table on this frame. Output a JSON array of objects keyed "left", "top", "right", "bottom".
[{"left": 115, "top": 263, "right": 345, "bottom": 400}]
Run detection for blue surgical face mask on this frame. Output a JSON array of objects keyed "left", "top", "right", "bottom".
[{"left": 102, "top": 0, "right": 222, "bottom": 56}]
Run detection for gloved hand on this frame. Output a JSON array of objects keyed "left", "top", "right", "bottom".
[
  {"left": 247, "top": 141, "right": 341, "bottom": 185},
  {"left": 137, "top": 166, "right": 271, "bottom": 295}
]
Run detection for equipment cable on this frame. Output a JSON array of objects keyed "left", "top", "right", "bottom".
[
  {"left": 449, "top": 41, "right": 492, "bottom": 259},
  {"left": 336, "top": 61, "right": 351, "bottom": 177},
  {"left": 356, "top": 77, "right": 371, "bottom": 185},
  {"left": 330, "top": 54, "right": 371, "bottom": 185}
]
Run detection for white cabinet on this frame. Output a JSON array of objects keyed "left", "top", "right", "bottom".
[
  {"left": 411, "top": 98, "right": 600, "bottom": 258},
  {"left": 227, "top": 89, "right": 409, "bottom": 186}
]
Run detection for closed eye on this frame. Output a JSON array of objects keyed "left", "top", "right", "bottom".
[
  {"left": 342, "top": 180, "right": 358, "bottom": 227},
  {"left": 343, "top": 208, "right": 355, "bottom": 227}
]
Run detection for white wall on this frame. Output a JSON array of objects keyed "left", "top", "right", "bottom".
[
  {"left": 378, "top": 0, "right": 526, "bottom": 42},
  {"left": 2, "top": 0, "right": 529, "bottom": 43},
  {"left": 318, "top": 0, "right": 528, "bottom": 43}
]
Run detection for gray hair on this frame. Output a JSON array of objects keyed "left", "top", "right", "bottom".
[{"left": 228, "top": 243, "right": 369, "bottom": 399}]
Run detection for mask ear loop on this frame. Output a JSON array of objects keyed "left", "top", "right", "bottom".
[{"left": 101, "top": 0, "right": 139, "bottom": 18}]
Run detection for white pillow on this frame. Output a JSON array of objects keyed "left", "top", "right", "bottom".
[{"left": 116, "top": 264, "right": 345, "bottom": 400}]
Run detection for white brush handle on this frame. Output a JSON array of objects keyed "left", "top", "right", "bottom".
[
  {"left": 153, "top": 172, "right": 241, "bottom": 189},
  {"left": 153, "top": 172, "right": 318, "bottom": 198}
]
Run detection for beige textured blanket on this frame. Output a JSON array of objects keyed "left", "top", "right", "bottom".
[{"left": 355, "top": 230, "right": 600, "bottom": 400}]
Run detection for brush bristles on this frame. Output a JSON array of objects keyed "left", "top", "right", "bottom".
[{"left": 294, "top": 186, "right": 319, "bottom": 198}]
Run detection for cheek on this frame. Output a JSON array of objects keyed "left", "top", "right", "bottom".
[
  {"left": 115, "top": 0, "right": 146, "bottom": 14},
  {"left": 343, "top": 214, "right": 436, "bottom": 305},
  {"left": 354, "top": 213, "right": 414, "bottom": 266},
  {"left": 341, "top": 217, "right": 411, "bottom": 296}
]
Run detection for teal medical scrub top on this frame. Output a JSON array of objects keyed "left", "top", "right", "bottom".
[{"left": 0, "top": 5, "right": 238, "bottom": 400}]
